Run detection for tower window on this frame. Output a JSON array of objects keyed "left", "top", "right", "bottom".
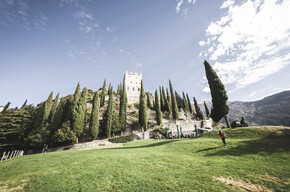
[{"left": 127, "top": 86, "right": 130, "bottom": 90}]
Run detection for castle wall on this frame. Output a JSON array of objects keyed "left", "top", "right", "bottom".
[{"left": 124, "top": 71, "right": 142, "bottom": 104}]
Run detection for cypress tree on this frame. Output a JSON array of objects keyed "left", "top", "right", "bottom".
[
  {"left": 100, "top": 79, "right": 106, "bottom": 107},
  {"left": 46, "top": 91, "right": 53, "bottom": 120},
  {"left": 33, "top": 101, "right": 47, "bottom": 129},
  {"left": 193, "top": 97, "right": 204, "bottom": 120},
  {"left": 50, "top": 98, "right": 65, "bottom": 144},
  {"left": 159, "top": 86, "right": 164, "bottom": 112},
  {"left": 182, "top": 92, "right": 188, "bottom": 114},
  {"left": 72, "top": 87, "right": 88, "bottom": 138},
  {"left": 108, "top": 83, "right": 112, "bottom": 96},
  {"left": 175, "top": 91, "right": 182, "bottom": 111},
  {"left": 204, "top": 101, "right": 210, "bottom": 118},
  {"left": 68, "top": 83, "right": 81, "bottom": 123},
  {"left": 146, "top": 92, "right": 152, "bottom": 109},
  {"left": 48, "top": 93, "right": 59, "bottom": 124},
  {"left": 204, "top": 60, "right": 230, "bottom": 127},
  {"left": 139, "top": 80, "right": 148, "bottom": 130},
  {"left": 154, "top": 90, "right": 162, "bottom": 125},
  {"left": 119, "top": 78, "right": 127, "bottom": 132},
  {"left": 2, "top": 102, "right": 11, "bottom": 113},
  {"left": 186, "top": 93, "right": 193, "bottom": 113},
  {"left": 169, "top": 80, "right": 179, "bottom": 120},
  {"left": 104, "top": 86, "right": 113, "bottom": 138},
  {"left": 89, "top": 92, "right": 99, "bottom": 140},
  {"left": 21, "top": 99, "right": 28, "bottom": 109},
  {"left": 166, "top": 88, "right": 172, "bottom": 115}
]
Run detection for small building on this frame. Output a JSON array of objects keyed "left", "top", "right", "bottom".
[{"left": 124, "top": 71, "right": 142, "bottom": 104}]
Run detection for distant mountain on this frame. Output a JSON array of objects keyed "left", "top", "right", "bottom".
[{"left": 202, "top": 91, "right": 290, "bottom": 126}]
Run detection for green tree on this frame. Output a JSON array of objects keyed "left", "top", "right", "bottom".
[
  {"left": 49, "top": 98, "right": 65, "bottom": 145},
  {"left": 104, "top": 86, "right": 114, "bottom": 138},
  {"left": 182, "top": 92, "right": 188, "bottom": 114},
  {"left": 89, "top": 92, "right": 99, "bottom": 140},
  {"left": 139, "top": 80, "right": 148, "bottom": 130},
  {"left": 100, "top": 79, "right": 107, "bottom": 107},
  {"left": 193, "top": 97, "right": 204, "bottom": 120},
  {"left": 169, "top": 80, "right": 179, "bottom": 120},
  {"left": 119, "top": 78, "right": 127, "bottom": 132},
  {"left": 48, "top": 93, "right": 59, "bottom": 124},
  {"left": 154, "top": 90, "right": 162, "bottom": 125},
  {"left": 166, "top": 88, "right": 172, "bottom": 115},
  {"left": 21, "top": 99, "right": 28, "bottom": 109},
  {"left": 72, "top": 87, "right": 88, "bottom": 139},
  {"left": 33, "top": 101, "right": 47, "bottom": 130},
  {"left": 175, "top": 91, "right": 183, "bottom": 111},
  {"left": 71, "top": 83, "right": 81, "bottom": 116},
  {"left": 204, "top": 101, "right": 210, "bottom": 118},
  {"left": 204, "top": 60, "right": 230, "bottom": 127},
  {"left": 159, "top": 87, "right": 164, "bottom": 112},
  {"left": 46, "top": 91, "right": 53, "bottom": 120},
  {"left": 53, "top": 121, "right": 77, "bottom": 146},
  {"left": 146, "top": 92, "right": 152, "bottom": 109},
  {"left": 186, "top": 93, "right": 193, "bottom": 113},
  {"left": 2, "top": 102, "right": 11, "bottom": 113}
]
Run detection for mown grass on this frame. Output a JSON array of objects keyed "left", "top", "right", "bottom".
[{"left": 0, "top": 126, "right": 289, "bottom": 191}]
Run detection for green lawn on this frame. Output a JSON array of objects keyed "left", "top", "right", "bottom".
[{"left": 0, "top": 127, "right": 289, "bottom": 191}]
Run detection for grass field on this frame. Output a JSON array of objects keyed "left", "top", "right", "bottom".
[{"left": 0, "top": 126, "right": 289, "bottom": 191}]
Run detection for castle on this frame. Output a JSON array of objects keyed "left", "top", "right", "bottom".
[{"left": 124, "top": 71, "right": 142, "bottom": 104}]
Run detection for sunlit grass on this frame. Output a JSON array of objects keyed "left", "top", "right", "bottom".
[{"left": 0, "top": 126, "right": 289, "bottom": 191}]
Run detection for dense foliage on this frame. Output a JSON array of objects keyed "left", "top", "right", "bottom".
[
  {"left": 154, "top": 90, "right": 162, "bottom": 125},
  {"left": 139, "top": 80, "right": 148, "bottom": 130},
  {"left": 169, "top": 80, "right": 179, "bottom": 120},
  {"left": 108, "top": 133, "right": 140, "bottom": 143},
  {"left": 204, "top": 60, "right": 230, "bottom": 127}
]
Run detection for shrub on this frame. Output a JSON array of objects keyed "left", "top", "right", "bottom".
[{"left": 109, "top": 133, "right": 140, "bottom": 143}]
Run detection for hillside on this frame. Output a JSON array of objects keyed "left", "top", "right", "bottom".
[
  {"left": 0, "top": 126, "right": 289, "bottom": 191},
  {"left": 202, "top": 91, "right": 290, "bottom": 126}
]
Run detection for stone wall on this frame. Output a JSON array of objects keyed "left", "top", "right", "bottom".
[{"left": 124, "top": 71, "right": 142, "bottom": 104}]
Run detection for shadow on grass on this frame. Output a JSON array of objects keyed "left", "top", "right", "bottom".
[
  {"left": 104, "top": 140, "right": 180, "bottom": 150},
  {"left": 206, "top": 136, "right": 290, "bottom": 157},
  {"left": 197, "top": 146, "right": 221, "bottom": 152}
]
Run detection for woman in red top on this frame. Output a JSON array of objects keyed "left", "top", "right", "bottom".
[{"left": 219, "top": 130, "right": 227, "bottom": 148}]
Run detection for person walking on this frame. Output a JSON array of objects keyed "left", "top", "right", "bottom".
[{"left": 219, "top": 130, "right": 227, "bottom": 148}]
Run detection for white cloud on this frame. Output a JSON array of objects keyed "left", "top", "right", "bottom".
[
  {"left": 199, "top": 41, "right": 205, "bottom": 46},
  {"left": 135, "top": 62, "right": 142, "bottom": 69},
  {"left": 176, "top": 0, "right": 184, "bottom": 14},
  {"left": 199, "top": 0, "right": 290, "bottom": 89},
  {"left": 202, "top": 86, "right": 210, "bottom": 93},
  {"left": 176, "top": 0, "right": 196, "bottom": 14},
  {"left": 220, "top": 0, "right": 234, "bottom": 9}
]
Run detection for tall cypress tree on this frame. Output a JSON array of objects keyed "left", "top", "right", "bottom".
[
  {"left": 33, "top": 101, "right": 47, "bottom": 129},
  {"left": 89, "top": 92, "right": 99, "bottom": 139},
  {"left": 119, "top": 78, "right": 127, "bottom": 132},
  {"left": 48, "top": 93, "right": 59, "bottom": 124},
  {"left": 193, "top": 97, "right": 204, "bottom": 120},
  {"left": 104, "top": 86, "right": 113, "bottom": 138},
  {"left": 204, "top": 101, "right": 210, "bottom": 118},
  {"left": 182, "top": 92, "right": 188, "bottom": 114},
  {"left": 139, "top": 80, "right": 148, "bottom": 130},
  {"left": 175, "top": 91, "right": 183, "bottom": 111},
  {"left": 2, "top": 102, "right": 11, "bottom": 113},
  {"left": 146, "top": 92, "right": 152, "bottom": 109},
  {"left": 166, "top": 88, "right": 172, "bottom": 115},
  {"left": 21, "top": 99, "right": 28, "bottom": 109},
  {"left": 46, "top": 91, "right": 53, "bottom": 120},
  {"left": 100, "top": 79, "right": 106, "bottom": 107},
  {"left": 155, "top": 90, "right": 162, "bottom": 125},
  {"left": 50, "top": 98, "right": 65, "bottom": 144},
  {"left": 169, "top": 80, "right": 179, "bottom": 120},
  {"left": 186, "top": 93, "right": 193, "bottom": 113},
  {"left": 159, "top": 86, "right": 164, "bottom": 112},
  {"left": 204, "top": 60, "right": 230, "bottom": 127},
  {"left": 72, "top": 87, "right": 88, "bottom": 138}
]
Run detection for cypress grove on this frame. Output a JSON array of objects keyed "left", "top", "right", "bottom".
[{"left": 169, "top": 80, "right": 179, "bottom": 120}]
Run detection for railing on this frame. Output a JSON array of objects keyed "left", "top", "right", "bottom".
[{"left": 0, "top": 150, "right": 24, "bottom": 162}]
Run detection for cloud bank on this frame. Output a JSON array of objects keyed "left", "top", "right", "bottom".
[{"left": 200, "top": 0, "right": 290, "bottom": 90}]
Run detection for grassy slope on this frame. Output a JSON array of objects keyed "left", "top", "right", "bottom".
[{"left": 0, "top": 127, "right": 289, "bottom": 192}]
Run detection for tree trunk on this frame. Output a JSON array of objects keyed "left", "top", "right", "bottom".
[{"left": 224, "top": 115, "right": 231, "bottom": 128}]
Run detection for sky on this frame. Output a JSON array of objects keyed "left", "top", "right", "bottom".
[{"left": 0, "top": 0, "right": 290, "bottom": 108}]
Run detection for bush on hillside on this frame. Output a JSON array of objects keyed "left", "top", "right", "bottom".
[{"left": 109, "top": 133, "right": 140, "bottom": 143}]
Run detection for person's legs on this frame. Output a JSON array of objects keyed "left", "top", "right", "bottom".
[{"left": 221, "top": 137, "right": 227, "bottom": 147}]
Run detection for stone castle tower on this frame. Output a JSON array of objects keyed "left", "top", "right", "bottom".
[{"left": 124, "top": 71, "right": 142, "bottom": 104}]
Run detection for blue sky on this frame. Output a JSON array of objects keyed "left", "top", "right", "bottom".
[{"left": 1, "top": 0, "right": 290, "bottom": 108}]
